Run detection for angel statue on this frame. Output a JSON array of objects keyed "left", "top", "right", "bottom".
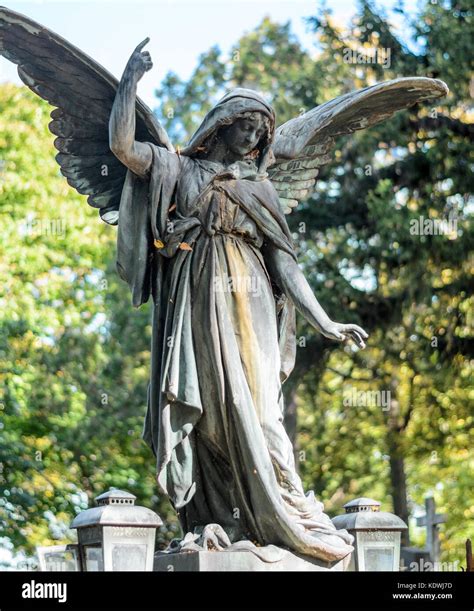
[{"left": 1, "top": 7, "right": 448, "bottom": 565}]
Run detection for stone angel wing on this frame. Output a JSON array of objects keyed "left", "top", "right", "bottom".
[
  {"left": 269, "top": 77, "right": 449, "bottom": 214},
  {"left": 0, "top": 6, "right": 174, "bottom": 225}
]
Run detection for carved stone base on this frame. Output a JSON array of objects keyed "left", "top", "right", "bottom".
[{"left": 154, "top": 549, "right": 349, "bottom": 572}]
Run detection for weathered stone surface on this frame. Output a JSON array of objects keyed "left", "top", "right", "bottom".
[{"left": 154, "top": 549, "right": 349, "bottom": 572}]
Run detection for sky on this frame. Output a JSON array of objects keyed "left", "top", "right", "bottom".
[{"left": 0, "top": 0, "right": 420, "bottom": 107}]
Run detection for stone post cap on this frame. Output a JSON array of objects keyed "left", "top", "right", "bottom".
[{"left": 343, "top": 498, "right": 381, "bottom": 513}]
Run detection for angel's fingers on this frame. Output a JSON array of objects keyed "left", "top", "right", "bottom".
[
  {"left": 349, "top": 330, "right": 366, "bottom": 348},
  {"left": 344, "top": 324, "right": 368, "bottom": 339},
  {"left": 135, "top": 37, "right": 150, "bottom": 52},
  {"left": 351, "top": 324, "right": 368, "bottom": 339}
]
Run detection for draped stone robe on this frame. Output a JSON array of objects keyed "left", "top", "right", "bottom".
[{"left": 116, "top": 143, "right": 354, "bottom": 562}]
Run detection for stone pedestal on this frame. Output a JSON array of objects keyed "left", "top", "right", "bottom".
[{"left": 154, "top": 549, "right": 349, "bottom": 572}]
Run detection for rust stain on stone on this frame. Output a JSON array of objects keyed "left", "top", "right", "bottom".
[{"left": 225, "top": 239, "right": 262, "bottom": 418}]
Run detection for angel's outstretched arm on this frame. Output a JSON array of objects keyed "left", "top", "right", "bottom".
[
  {"left": 263, "top": 243, "right": 368, "bottom": 348},
  {"left": 109, "top": 39, "right": 153, "bottom": 177}
]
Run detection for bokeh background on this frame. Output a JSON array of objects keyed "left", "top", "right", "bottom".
[{"left": 0, "top": 0, "right": 472, "bottom": 568}]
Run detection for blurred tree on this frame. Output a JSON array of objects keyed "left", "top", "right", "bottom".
[{"left": 296, "top": 0, "right": 473, "bottom": 555}]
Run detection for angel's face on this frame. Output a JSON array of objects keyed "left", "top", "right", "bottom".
[{"left": 220, "top": 113, "right": 266, "bottom": 158}]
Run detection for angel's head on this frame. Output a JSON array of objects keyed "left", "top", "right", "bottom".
[
  {"left": 213, "top": 111, "right": 272, "bottom": 160},
  {"left": 182, "top": 88, "right": 275, "bottom": 170}
]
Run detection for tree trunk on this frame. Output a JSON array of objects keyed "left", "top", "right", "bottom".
[
  {"left": 387, "top": 430, "right": 411, "bottom": 547},
  {"left": 386, "top": 374, "right": 411, "bottom": 547}
]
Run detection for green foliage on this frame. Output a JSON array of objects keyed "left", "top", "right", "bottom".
[{"left": 298, "top": 1, "right": 473, "bottom": 564}]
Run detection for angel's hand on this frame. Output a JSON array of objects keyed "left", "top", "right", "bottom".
[
  {"left": 125, "top": 38, "right": 153, "bottom": 82},
  {"left": 321, "top": 321, "right": 368, "bottom": 349}
]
